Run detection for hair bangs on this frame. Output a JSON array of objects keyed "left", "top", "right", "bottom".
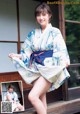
[{"left": 35, "top": 7, "right": 48, "bottom": 16}]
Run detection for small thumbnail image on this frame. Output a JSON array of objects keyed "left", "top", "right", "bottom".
[
  {"left": 1, "top": 81, "right": 25, "bottom": 113},
  {"left": 1, "top": 101, "right": 13, "bottom": 113}
]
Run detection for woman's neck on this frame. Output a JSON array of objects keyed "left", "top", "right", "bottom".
[{"left": 41, "top": 23, "right": 50, "bottom": 32}]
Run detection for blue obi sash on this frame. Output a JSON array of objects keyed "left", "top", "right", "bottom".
[{"left": 30, "top": 50, "right": 53, "bottom": 66}]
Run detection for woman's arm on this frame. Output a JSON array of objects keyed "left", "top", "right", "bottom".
[{"left": 6, "top": 94, "right": 12, "bottom": 101}]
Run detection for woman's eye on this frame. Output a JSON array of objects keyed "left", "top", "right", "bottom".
[
  {"left": 42, "top": 14, "right": 46, "bottom": 16},
  {"left": 37, "top": 14, "right": 40, "bottom": 17},
  {"left": 36, "top": 13, "right": 47, "bottom": 17}
]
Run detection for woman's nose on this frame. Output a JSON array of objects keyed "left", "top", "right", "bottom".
[{"left": 39, "top": 15, "right": 43, "bottom": 19}]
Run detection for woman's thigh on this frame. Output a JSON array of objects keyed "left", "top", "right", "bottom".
[{"left": 29, "top": 77, "right": 51, "bottom": 97}]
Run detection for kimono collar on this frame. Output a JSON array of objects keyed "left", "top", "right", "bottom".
[{"left": 40, "top": 23, "right": 52, "bottom": 33}]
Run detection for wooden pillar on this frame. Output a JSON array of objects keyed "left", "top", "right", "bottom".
[
  {"left": 58, "top": 0, "right": 66, "bottom": 41},
  {"left": 58, "top": 0, "right": 68, "bottom": 100},
  {"left": 16, "top": 0, "right": 20, "bottom": 53}
]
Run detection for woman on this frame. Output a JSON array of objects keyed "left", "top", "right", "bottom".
[
  {"left": 6, "top": 85, "right": 24, "bottom": 112},
  {"left": 9, "top": 2, "right": 70, "bottom": 114}
]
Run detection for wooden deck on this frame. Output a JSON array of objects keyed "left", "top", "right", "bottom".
[{"left": 12, "top": 98, "right": 80, "bottom": 114}]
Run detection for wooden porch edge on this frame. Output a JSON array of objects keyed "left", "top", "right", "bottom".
[{"left": 47, "top": 98, "right": 80, "bottom": 114}]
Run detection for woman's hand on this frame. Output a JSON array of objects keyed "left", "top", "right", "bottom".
[
  {"left": 66, "top": 62, "right": 70, "bottom": 68},
  {"left": 8, "top": 53, "right": 22, "bottom": 59}
]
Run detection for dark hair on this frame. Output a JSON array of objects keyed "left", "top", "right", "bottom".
[
  {"left": 8, "top": 85, "right": 14, "bottom": 90},
  {"left": 35, "top": 2, "right": 52, "bottom": 21}
]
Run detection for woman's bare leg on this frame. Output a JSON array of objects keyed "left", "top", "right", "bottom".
[
  {"left": 40, "top": 93, "right": 47, "bottom": 113},
  {"left": 32, "top": 80, "right": 47, "bottom": 112},
  {"left": 33, "top": 79, "right": 47, "bottom": 110},
  {"left": 28, "top": 77, "right": 51, "bottom": 114}
]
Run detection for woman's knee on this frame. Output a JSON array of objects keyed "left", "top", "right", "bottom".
[
  {"left": 28, "top": 92, "right": 38, "bottom": 104},
  {"left": 28, "top": 92, "right": 32, "bottom": 101}
]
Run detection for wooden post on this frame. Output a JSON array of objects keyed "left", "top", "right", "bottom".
[
  {"left": 58, "top": 0, "right": 66, "bottom": 40},
  {"left": 58, "top": 0, "right": 68, "bottom": 100},
  {"left": 16, "top": 0, "right": 20, "bottom": 53}
]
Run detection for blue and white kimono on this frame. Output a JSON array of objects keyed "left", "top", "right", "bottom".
[{"left": 12, "top": 23, "right": 70, "bottom": 91}]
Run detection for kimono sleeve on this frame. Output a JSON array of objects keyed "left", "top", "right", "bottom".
[
  {"left": 53, "top": 29, "right": 70, "bottom": 66},
  {"left": 20, "top": 30, "right": 34, "bottom": 66},
  {"left": 13, "top": 92, "right": 18, "bottom": 101}
]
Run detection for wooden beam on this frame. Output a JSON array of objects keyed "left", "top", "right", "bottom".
[
  {"left": 0, "top": 41, "right": 18, "bottom": 43},
  {"left": 65, "top": 20, "right": 80, "bottom": 24}
]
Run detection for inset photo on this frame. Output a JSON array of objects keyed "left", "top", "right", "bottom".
[{"left": 1, "top": 81, "right": 25, "bottom": 113}]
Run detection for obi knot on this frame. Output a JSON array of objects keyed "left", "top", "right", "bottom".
[{"left": 30, "top": 50, "right": 53, "bottom": 66}]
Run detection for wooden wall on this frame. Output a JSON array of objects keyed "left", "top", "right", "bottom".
[{"left": 0, "top": 72, "right": 32, "bottom": 90}]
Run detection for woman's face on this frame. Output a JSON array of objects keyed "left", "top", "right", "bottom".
[
  {"left": 36, "top": 12, "right": 50, "bottom": 29},
  {"left": 8, "top": 88, "right": 13, "bottom": 93}
]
